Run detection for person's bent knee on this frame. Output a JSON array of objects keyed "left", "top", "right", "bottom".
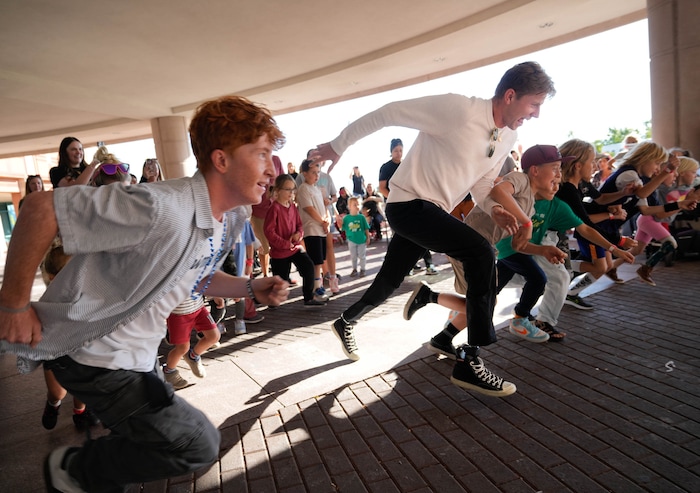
[{"left": 174, "top": 416, "right": 220, "bottom": 471}]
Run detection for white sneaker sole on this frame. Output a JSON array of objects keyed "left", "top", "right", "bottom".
[{"left": 450, "top": 376, "right": 517, "bottom": 397}]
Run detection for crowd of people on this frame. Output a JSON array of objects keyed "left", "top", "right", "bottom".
[{"left": 0, "top": 60, "right": 698, "bottom": 492}]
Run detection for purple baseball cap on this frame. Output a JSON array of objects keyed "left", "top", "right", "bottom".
[{"left": 521, "top": 145, "right": 575, "bottom": 172}]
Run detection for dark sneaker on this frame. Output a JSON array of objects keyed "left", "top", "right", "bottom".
[
  {"left": 244, "top": 313, "right": 265, "bottom": 324},
  {"left": 564, "top": 294, "right": 594, "bottom": 310},
  {"left": 42, "top": 401, "right": 61, "bottom": 430},
  {"left": 72, "top": 409, "right": 100, "bottom": 431},
  {"left": 44, "top": 446, "right": 85, "bottom": 493},
  {"left": 332, "top": 318, "right": 359, "bottom": 361},
  {"left": 636, "top": 264, "right": 656, "bottom": 286},
  {"left": 604, "top": 268, "right": 624, "bottom": 284},
  {"left": 450, "top": 346, "right": 516, "bottom": 397},
  {"left": 425, "top": 266, "right": 438, "bottom": 276},
  {"left": 305, "top": 298, "right": 326, "bottom": 307},
  {"left": 425, "top": 337, "right": 456, "bottom": 360},
  {"left": 534, "top": 320, "right": 566, "bottom": 342},
  {"left": 208, "top": 298, "right": 226, "bottom": 324},
  {"left": 403, "top": 281, "right": 432, "bottom": 321}
]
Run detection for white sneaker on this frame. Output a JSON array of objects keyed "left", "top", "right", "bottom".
[
  {"left": 44, "top": 446, "right": 86, "bottom": 493},
  {"left": 234, "top": 320, "right": 247, "bottom": 335},
  {"left": 185, "top": 353, "right": 206, "bottom": 378}
]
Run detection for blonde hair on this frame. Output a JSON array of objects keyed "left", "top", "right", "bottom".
[
  {"left": 92, "top": 145, "right": 120, "bottom": 164},
  {"left": 620, "top": 141, "right": 668, "bottom": 172},
  {"left": 558, "top": 139, "right": 594, "bottom": 182},
  {"left": 347, "top": 196, "right": 361, "bottom": 208},
  {"left": 677, "top": 156, "right": 699, "bottom": 175},
  {"left": 40, "top": 238, "right": 71, "bottom": 286}
]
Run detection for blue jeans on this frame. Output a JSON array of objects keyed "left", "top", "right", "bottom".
[
  {"left": 342, "top": 199, "right": 497, "bottom": 346},
  {"left": 496, "top": 253, "right": 547, "bottom": 318},
  {"left": 45, "top": 356, "right": 220, "bottom": 493}
]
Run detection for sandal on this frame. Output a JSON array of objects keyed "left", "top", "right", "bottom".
[{"left": 535, "top": 320, "right": 566, "bottom": 341}]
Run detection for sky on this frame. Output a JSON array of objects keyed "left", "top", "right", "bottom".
[{"left": 85, "top": 20, "right": 651, "bottom": 185}]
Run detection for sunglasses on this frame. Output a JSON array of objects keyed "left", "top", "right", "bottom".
[
  {"left": 101, "top": 163, "right": 130, "bottom": 175},
  {"left": 488, "top": 128, "right": 499, "bottom": 158}
]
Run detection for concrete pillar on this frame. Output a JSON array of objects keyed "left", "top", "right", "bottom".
[
  {"left": 647, "top": 0, "right": 700, "bottom": 157},
  {"left": 150, "top": 116, "right": 191, "bottom": 179}
]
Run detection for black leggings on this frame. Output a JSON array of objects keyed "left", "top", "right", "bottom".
[{"left": 341, "top": 199, "right": 497, "bottom": 346}]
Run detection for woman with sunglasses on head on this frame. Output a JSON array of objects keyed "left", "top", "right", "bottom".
[
  {"left": 49, "top": 137, "right": 102, "bottom": 188},
  {"left": 90, "top": 145, "right": 131, "bottom": 186},
  {"left": 140, "top": 158, "right": 164, "bottom": 183}
]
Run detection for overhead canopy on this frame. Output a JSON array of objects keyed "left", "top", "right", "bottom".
[{"left": 0, "top": 0, "right": 646, "bottom": 158}]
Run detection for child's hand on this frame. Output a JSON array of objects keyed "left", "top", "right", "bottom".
[
  {"left": 543, "top": 245, "right": 567, "bottom": 264},
  {"left": 492, "top": 207, "right": 519, "bottom": 236},
  {"left": 620, "top": 236, "right": 637, "bottom": 249}
]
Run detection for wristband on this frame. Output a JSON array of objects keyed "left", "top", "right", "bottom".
[
  {"left": 663, "top": 202, "right": 680, "bottom": 212},
  {"left": 246, "top": 278, "right": 260, "bottom": 304},
  {"left": 608, "top": 245, "right": 616, "bottom": 253},
  {"left": 522, "top": 220, "right": 532, "bottom": 228},
  {"left": 618, "top": 238, "right": 626, "bottom": 247},
  {"left": 245, "top": 258, "right": 254, "bottom": 266},
  {"left": 0, "top": 302, "right": 32, "bottom": 313},
  {"left": 609, "top": 213, "right": 615, "bottom": 221}
]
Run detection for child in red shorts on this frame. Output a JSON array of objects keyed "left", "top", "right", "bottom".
[{"left": 163, "top": 297, "right": 221, "bottom": 389}]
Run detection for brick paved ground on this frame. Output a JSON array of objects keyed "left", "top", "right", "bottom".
[
  {"left": 130, "top": 242, "right": 700, "bottom": 493},
  {"left": 1, "top": 239, "right": 698, "bottom": 492}
]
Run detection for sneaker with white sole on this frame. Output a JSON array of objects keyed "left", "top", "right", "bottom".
[
  {"left": 564, "top": 294, "right": 594, "bottom": 310},
  {"left": 234, "top": 320, "right": 247, "bottom": 335},
  {"left": 403, "top": 281, "right": 432, "bottom": 321},
  {"left": 425, "top": 337, "right": 456, "bottom": 360},
  {"left": 425, "top": 265, "right": 438, "bottom": 276},
  {"left": 332, "top": 318, "right": 359, "bottom": 361},
  {"left": 508, "top": 317, "right": 550, "bottom": 343},
  {"left": 450, "top": 346, "right": 516, "bottom": 397},
  {"left": 44, "top": 446, "right": 85, "bottom": 493},
  {"left": 314, "top": 287, "right": 329, "bottom": 301},
  {"left": 185, "top": 352, "right": 206, "bottom": 378}
]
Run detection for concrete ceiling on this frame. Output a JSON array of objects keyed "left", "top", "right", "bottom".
[{"left": 0, "top": 0, "right": 646, "bottom": 159}]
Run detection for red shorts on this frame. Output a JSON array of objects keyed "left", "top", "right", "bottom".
[{"left": 166, "top": 306, "right": 216, "bottom": 345}]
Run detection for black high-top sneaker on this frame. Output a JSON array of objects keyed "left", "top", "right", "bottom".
[
  {"left": 332, "top": 317, "right": 360, "bottom": 361},
  {"left": 450, "top": 345, "right": 516, "bottom": 397}
]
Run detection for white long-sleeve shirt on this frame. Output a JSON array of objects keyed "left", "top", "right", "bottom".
[{"left": 330, "top": 94, "right": 517, "bottom": 212}]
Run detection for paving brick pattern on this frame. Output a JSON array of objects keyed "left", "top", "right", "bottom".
[{"left": 128, "top": 241, "right": 700, "bottom": 493}]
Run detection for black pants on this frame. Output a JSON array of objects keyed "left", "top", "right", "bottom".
[
  {"left": 270, "top": 250, "right": 315, "bottom": 301},
  {"left": 45, "top": 356, "right": 220, "bottom": 492},
  {"left": 342, "top": 199, "right": 497, "bottom": 346}
]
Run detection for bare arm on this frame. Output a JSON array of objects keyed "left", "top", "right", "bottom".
[
  {"left": 575, "top": 224, "right": 635, "bottom": 263},
  {"left": 0, "top": 192, "right": 59, "bottom": 346},
  {"left": 378, "top": 180, "right": 390, "bottom": 199},
  {"left": 204, "top": 271, "right": 289, "bottom": 306}
]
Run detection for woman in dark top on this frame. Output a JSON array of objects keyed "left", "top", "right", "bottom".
[{"left": 48, "top": 136, "right": 99, "bottom": 187}]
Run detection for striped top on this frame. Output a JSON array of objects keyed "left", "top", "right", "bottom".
[{"left": 1, "top": 172, "right": 244, "bottom": 373}]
